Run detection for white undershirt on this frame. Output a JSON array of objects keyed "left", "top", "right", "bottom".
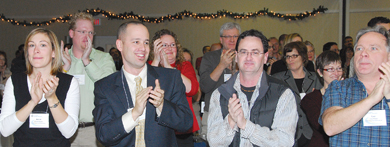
[{"left": 0, "top": 76, "right": 80, "bottom": 139}]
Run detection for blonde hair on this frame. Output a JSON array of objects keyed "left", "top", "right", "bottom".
[
  {"left": 282, "top": 33, "right": 303, "bottom": 48},
  {"left": 24, "top": 28, "right": 63, "bottom": 75},
  {"left": 68, "top": 12, "right": 94, "bottom": 30}
]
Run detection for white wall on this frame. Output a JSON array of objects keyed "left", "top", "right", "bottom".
[{"left": 0, "top": 0, "right": 389, "bottom": 67}]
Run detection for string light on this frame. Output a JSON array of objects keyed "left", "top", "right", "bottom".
[{"left": 0, "top": 6, "right": 328, "bottom": 27}]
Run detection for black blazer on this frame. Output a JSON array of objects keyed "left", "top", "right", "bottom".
[
  {"left": 272, "top": 67, "right": 322, "bottom": 96},
  {"left": 272, "top": 67, "right": 322, "bottom": 142},
  {"left": 93, "top": 64, "right": 193, "bottom": 147}
]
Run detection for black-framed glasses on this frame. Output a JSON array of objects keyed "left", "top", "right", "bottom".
[
  {"left": 323, "top": 67, "right": 343, "bottom": 72},
  {"left": 221, "top": 36, "right": 239, "bottom": 39},
  {"left": 75, "top": 30, "right": 96, "bottom": 35},
  {"left": 284, "top": 54, "right": 299, "bottom": 59}
]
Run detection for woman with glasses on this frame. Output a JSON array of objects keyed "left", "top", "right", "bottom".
[
  {"left": 301, "top": 51, "right": 343, "bottom": 147},
  {"left": 149, "top": 29, "right": 199, "bottom": 147},
  {"left": 0, "top": 28, "right": 80, "bottom": 147},
  {"left": 270, "top": 33, "right": 315, "bottom": 75},
  {"left": 272, "top": 41, "right": 322, "bottom": 147}
]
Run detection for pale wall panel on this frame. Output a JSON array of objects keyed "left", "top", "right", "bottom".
[{"left": 0, "top": 0, "right": 388, "bottom": 68}]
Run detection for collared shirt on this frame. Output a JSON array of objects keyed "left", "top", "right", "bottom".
[
  {"left": 123, "top": 65, "right": 147, "bottom": 120},
  {"left": 121, "top": 65, "right": 161, "bottom": 133},
  {"left": 67, "top": 47, "right": 116, "bottom": 122},
  {"left": 320, "top": 76, "right": 390, "bottom": 147},
  {"left": 207, "top": 73, "right": 297, "bottom": 147}
]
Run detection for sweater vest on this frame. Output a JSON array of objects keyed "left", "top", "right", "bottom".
[
  {"left": 12, "top": 72, "right": 72, "bottom": 147},
  {"left": 219, "top": 73, "right": 289, "bottom": 147}
]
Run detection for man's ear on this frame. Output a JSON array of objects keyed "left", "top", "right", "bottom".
[
  {"left": 116, "top": 39, "right": 123, "bottom": 52},
  {"left": 263, "top": 51, "right": 269, "bottom": 64},
  {"left": 69, "top": 29, "right": 74, "bottom": 38},
  {"left": 235, "top": 50, "right": 238, "bottom": 63}
]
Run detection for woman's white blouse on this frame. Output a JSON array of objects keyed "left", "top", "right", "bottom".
[{"left": 0, "top": 76, "right": 80, "bottom": 139}]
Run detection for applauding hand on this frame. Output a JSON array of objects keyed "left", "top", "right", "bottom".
[
  {"left": 132, "top": 86, "right": 152, "bottom": 120},
  {"left": 43, "top": 76, "right": 59, "bottom": 100},
  {"left": 150, "top": 79, "right": 165, "bottom": 111},
  {"left": 30, "top": 72, "right": 44, "bottom": 105},
  {"left": 81, "top": 36, "right": 93, "bottom": 66},
  {"left": 61, "top": 41, "right": 71, "bottom": 71}
]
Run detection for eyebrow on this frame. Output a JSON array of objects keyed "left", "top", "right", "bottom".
[
  {"left": 240, "top": 48, "right": 260, "bottom": 51},
  {"left": 131, "top": 38, "right": 149, "bottom": 41},
  {"left": 28, "top": 40, "right": 49, "bottom": 43}
]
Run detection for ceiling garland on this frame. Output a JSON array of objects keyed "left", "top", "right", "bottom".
[{"left": 0, "top": 6, "right": 328, "bottom": 27}]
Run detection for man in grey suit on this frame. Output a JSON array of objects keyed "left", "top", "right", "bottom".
[{"left": 199, "top": 22, "right": 241, "bottom": 140}]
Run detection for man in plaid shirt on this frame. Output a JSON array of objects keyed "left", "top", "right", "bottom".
[{"left": 320, "top": 26, "right": 390, "bottom": 146}]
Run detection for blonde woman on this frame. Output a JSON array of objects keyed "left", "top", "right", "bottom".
[{"left": 0, "top": 28, "right": 80, "bottom": 147}]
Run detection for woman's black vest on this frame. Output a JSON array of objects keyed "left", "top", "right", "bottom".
[{"left": 12, "top": 72, "right": 72, "bottom": 147}]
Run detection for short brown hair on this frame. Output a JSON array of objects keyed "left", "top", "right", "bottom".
[
  {"left": 117, "top": 21, "right": 145, "bottom": 40},
  {"left": 68, "top": 12, "right": 94, "bottom": 30},
  {"left": 24, "top": 28, "right": 63, "bottom": 75},
  {"left": 282, "top": 42, "right": 308, "bottom": 66},
  {"left": 316, "top": 51, "right": 341, "bottom": 74}
]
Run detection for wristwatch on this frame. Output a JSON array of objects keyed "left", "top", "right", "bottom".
[
  {"left": 84, "top": 59, "right": 92, "bottom": 67},
  {"left": 49, "top": 101, "right": 60, "bottom": 108}
]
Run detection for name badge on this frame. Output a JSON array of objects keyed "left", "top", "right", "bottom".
[
  {"left": 201, "top": 101, "right": 205, "bottom": 113},
  {"left": 299, "top": 93, "right": 306, "bottom": 100},
  {"left": 363, "top": 110, "right": 387, "bottom": 126},
  {"left": 0, "top": 84, "right": 4, "bottom": 90},
  {"left": 29, "top": 113, "right": 49, "bottom": 128},
  {"left": 224, "top": 74, "right": 232, "bottom": 82},
  {"left": 74, "top": 75, "right": 85, "bottom": 85}
]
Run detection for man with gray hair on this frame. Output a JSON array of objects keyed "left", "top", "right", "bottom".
[
  {"left": 320, "top": 26, "right": 390, "bottom": 146},
  {"left": 349, "top": 16, "right": 390, "bottom": 78},
  {"left": 199, "top": 22, "right": 241, "bottom": 140}
]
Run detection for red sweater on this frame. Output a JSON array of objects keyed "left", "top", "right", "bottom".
[{"left": 147, "top": 61, "right": 200, "bottom": 132}]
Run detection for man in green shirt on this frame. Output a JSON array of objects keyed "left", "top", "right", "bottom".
[{"left": 63, "top": 12, "right": 116, "bottom": 147}]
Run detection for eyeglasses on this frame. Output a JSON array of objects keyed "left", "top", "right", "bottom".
[
  {"left": 238, "top": 50, "right": 264, "bottom": 56},
  {"left": 323, "top": 67, "right": 343, "bottom": 72},
  {"left": 75, "top": 30, "right": 96, "bottom": 35},
  {"left": 284, "top": 54, "right": 300, "bottom": 59},
  {"left": 330, "top": 49, "right": 340, "bottom": 52},
  {"left": 221, "top": 36, "right": 239, "bottom": 39},
  {"left": 162, "top": 43, "right": 176, "bottom": 48}
]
